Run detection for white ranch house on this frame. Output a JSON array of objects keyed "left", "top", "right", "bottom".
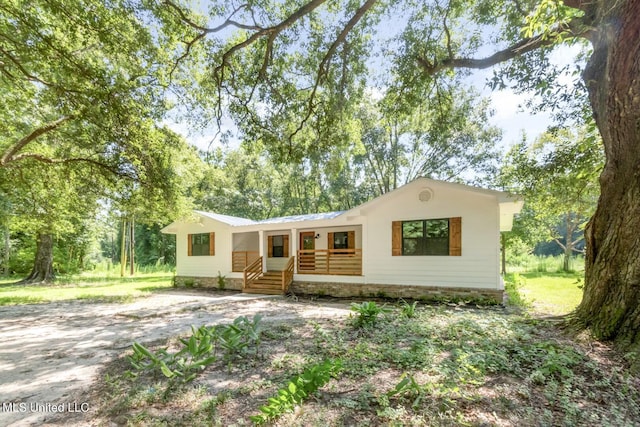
[{"left": 161, "top": 178, "right": 523, "bottom": 302}]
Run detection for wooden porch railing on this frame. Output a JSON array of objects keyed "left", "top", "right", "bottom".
[
  {"left": 282, "top": 256, "right": 295, "bottom": 292},
  {"left": 243, "top": 256, "right": 263, "bottom": 290},
  {"left": 297, "top": 249, "right": 362, "bottom": 275},
  {"left": 233, "top": 251, "right": 260, "bottom": 272}
]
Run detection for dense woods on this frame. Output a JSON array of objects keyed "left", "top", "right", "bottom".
[{"left": 1, "top": 0, "right": 638, "bottom": 354}]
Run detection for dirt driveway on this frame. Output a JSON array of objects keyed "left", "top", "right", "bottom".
[{"left": 0, "top": 290, "right": 351, "bottom": 426}]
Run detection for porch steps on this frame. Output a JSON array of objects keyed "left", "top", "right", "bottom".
[{"left": 243, "top": 271, "right": 285, "bottom": 295}]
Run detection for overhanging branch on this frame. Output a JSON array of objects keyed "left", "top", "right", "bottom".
[
  {"left": 0, "top": 116, "right": 74, "bottom": 166},
  {"left": 417, "top": 20, "right": 590, "bottom": 75},
  {"left": 8, "top": 153, "right": 138, "bottom": 180},
  {"left": 288, "top": 0, "right": 378, "bottom": 145}
]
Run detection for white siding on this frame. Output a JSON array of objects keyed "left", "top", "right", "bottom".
[
  {"left": 175, "top": 218, "right": 233, "bottom": 277},
  {"left": 363, "top": 182, "right": 501, "bottom": 289},
  {"left": 233, "top": 232, "right": 259, "bottom": 251}
]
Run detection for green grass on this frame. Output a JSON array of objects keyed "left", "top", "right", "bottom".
[
  {"left": 0, "top": 271, "right": 174, "bottom": 306},
  {"left": 505, "top": 272, "right": 584, "bottom": 315}
]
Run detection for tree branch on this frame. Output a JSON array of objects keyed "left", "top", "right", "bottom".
[
  {"left": 288, "top": 0, "right": 378, "bottom": 145},
  {"left": 8, "top": 153, "right": 138, "bottom": 180},
  {"left": 417, "top": 20, "right": 590, "bottom": 75},
  {"left": 0, "top": 116, "right": 74, "bottom": 166}
]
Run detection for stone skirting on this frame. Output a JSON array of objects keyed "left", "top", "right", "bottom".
[
  {"left": 173, "top": 276, "right": 504, "bottom": 303},
  {"left": 289, "top": 281, "right": 504, "bottom": 304},
  {"left": 174, "top": 276, "right": 243, "bottom": 291}
]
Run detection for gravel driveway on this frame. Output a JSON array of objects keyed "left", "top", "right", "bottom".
[{"left": 0, "top": 290, "right": 350, "bottom": 426}]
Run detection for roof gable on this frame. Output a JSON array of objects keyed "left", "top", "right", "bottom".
[
  {"left": 194, "top": 210, "right": 256, "bottom": 226},
  {"left": 343, "top": 177, "right": 521, "bottom": 216}
]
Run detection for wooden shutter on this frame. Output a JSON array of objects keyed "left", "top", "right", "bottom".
[
  {"left": 449, "top": 217, "right": 462, "bottom": 256},
  {"left": 392, "top": 221, "right": 402, "bottom": 256},
  {"left": 187, "top": 234, "right": 192, "bottom": 256},
  {"left": 328, "top": 232, "right": 334, "bottom": 250},
  {"left": 268, "top": 236, "right": 273, "bottom": 257},
  {"left": 347, "top": 231, "right": 355, "bottom": 249},
  {"left": 283, "top": 235, "right": 289, "bottom": 257},
  {"left": 209, "top": 232, "right": 215, "bottom": 256}
]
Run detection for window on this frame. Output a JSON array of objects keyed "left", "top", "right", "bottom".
[
  {"left": 392, "top": 217, "right": 461, "bottom": 256},
  {"left": 268, "top": 235, "right": 289, "bottom": 258},
  {"left": 402, "top": 219, "right": 449, "bottom": 255},
  {"left": 272, "top": 235, "right": 284, "bottom": 257},
  {"left": 332, "top": 232, "right": 349, "bottom": 249},
  {"left": 188, "top": 232, "right": 214, "bottom": 256},
  {"left": 328, "top": 231, "right": 355, "bottom": 251}
]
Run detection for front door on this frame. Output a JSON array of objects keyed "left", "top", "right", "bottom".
[{"left": 299, "top": 232, "right": 315, "bottom": 271}]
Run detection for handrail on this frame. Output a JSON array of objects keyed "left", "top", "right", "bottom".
[
  {"left": 282, "top": 256, "right": 295, "bottom": 292},
  {"left": 243, "top": 256, "right": 263, "bottom": 290},
  {"left": 297, "top": 249, "right": 362, "bottom": 275}
]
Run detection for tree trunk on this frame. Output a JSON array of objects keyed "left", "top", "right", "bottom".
[
  {"left": 575, "top": 1, "right": 640, "bottom": 354},
  {"left": 129, "top": 217, "right": 135, "bottom": 276},
  {"left": 120, "top": 218, "right": 127, "bottom": 277},
  {"left": 563, "top": 214, "right": 573, "bottom": 273},
  {"left": 2, "top": 227, "right": 9, "bottom": 276},
  {"left": 20, "top": 233, "right": 55, "bottom": 283}
]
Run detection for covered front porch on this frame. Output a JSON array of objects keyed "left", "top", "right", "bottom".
[{"left": 231, "top": 226, "right": 363, "bottom": 293}]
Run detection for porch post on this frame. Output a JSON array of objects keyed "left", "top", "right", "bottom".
[
  {"left": 291, "top": 228, "right": 297, "bottom": 273},
  {"left": 258, "top": 230, "right": 266, "bottom": 273},
  {"left": 360, "top": 222, "right": 367, "bottom": 280}
]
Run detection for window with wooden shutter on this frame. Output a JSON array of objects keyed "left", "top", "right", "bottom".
[
  {"left": 329, "top": 231, "right": 355, "bottom": 253},
  {"left": 269, "top": 235, "right": 288, "bottom": 258},
  {"left": 283, "top": 235, "right": 289, "bottom": 257},
  {"left": 449, "top": 217, "right": 461, "bottom": 256},
  {"left": 392, "top": 221, "right": 402, "bottom": 256},
  {"left": 189, "top": 232, "right": 214, "bottom": 256},
  {"left": 393, "top": 218, "right": 461, "bottom": 256}
]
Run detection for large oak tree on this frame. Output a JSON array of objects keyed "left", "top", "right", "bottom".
[
  {"left": 0, "top": 0, "right": 196, "bottom": 282},
  {"left": 157, "top": 0, "right": 640, "bottom": 355}
]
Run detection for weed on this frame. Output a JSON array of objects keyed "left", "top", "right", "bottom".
[
  {"left": 250, "top": 359, "right": 342, "bottom": 425},
  {"left": 127, "top": 315, "right": 263, "bottom": 384},
  {"left": 217, "top": 271, "right": 226, "bottom": 290},
  {"left": 399, "top": 299, "right": 418, "bottom": 318},
  {"left": 350, "top": 301, "right": 390, "bottom": 328}
]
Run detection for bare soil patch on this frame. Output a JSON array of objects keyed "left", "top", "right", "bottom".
[{"left": 0, "top": 289, "right": 348, "bottom": 426}]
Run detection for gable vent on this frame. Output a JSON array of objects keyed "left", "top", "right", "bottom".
[{"left": 418, "top": 188, "right": 434, "bottom": 202}]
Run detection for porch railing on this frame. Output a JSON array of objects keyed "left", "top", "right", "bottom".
[
  {"left": 297, "top": 249, "right": 362, "bottom": 275},
  {"left": 243, "top": 256, "right": 263, "bottom": 290},
  {"left": 233, "top": 251, "right": 260, "bottom": 272},
  {"left": 282, "top": 256, "right": 295, "bottom": 292}
]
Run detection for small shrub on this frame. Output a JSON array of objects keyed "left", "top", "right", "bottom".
[
  {"left": 399, "top": 299, "right": 418, "bottom": 318},
  {"left": 217, "top": 271, "right": 226, "bottom": 290},
  {"left": 504, "top": 273, "right": 531, "bottom": 308},
  {"left": 350, "top": 301, "right": 390, "bottom": 328},
  {"left": 183, "top": 278, "right": 195, "bottom": 288}
]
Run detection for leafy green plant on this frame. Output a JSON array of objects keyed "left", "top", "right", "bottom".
[
  {"left": 399, "top": 299, "right": 418, "bottom": 318},
  {"left": 128, "top": 326, "right": 217, "bottom": 383},
  {"left": 250, "top": 359, "right": 342, "bottom": 425},
  {"left": 386, "top": 373, "right": 426, "bottom": 407},
  {"left": 350, "top": 301, "right": 390, "bottom": 327},
  {"left": 217, "top": 271, "right": 226, "bottom": 290},
  {"left": 127, "top": 315, "right": 263, "bottom": 383}
]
